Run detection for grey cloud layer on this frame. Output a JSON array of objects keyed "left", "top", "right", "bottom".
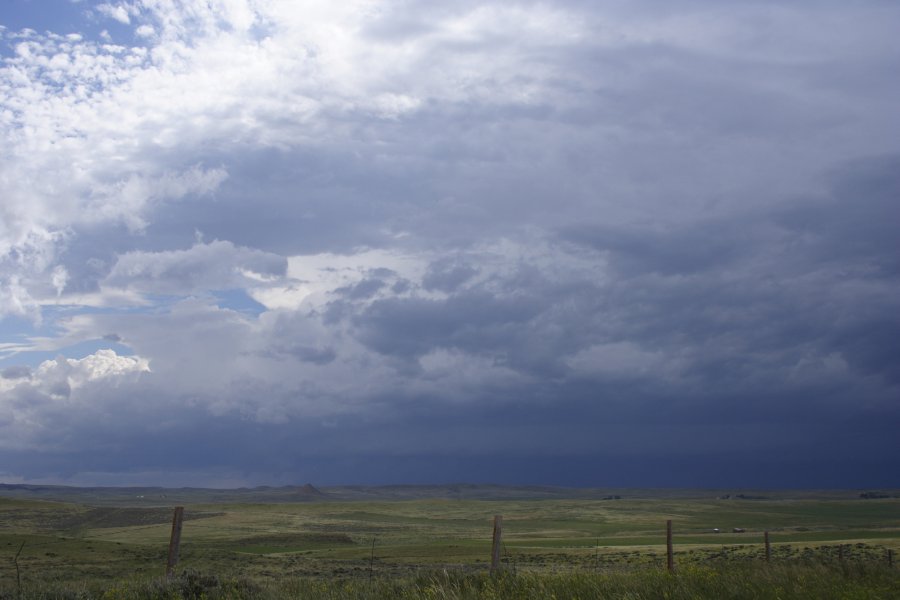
[
  {"left": 1, "top": 0, "right": 898, "bottom": 485},
  {"left": 104, "top": 240, "right": 288, "bottom": 294}
]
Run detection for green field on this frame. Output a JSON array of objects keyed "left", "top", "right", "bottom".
[{"left": 1, "top": 486, "right": 898, "bottom": 598}]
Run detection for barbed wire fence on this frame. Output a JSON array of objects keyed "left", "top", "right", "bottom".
[{"left": 4, "top": 508, "right": 898, "bottom": 590}]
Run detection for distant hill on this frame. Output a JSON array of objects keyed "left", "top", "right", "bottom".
[
  {"left": 0, "top": 482, "right": 887, "bottom": 506},
  {"left": 289, "top": 483, "right": 325, "bottom": 497},
  {"left": 0, "top": 482, "right": 331, "bottom": 506},
  {"left": 0, "top": 482, "right": 631, "bottom": 505}
]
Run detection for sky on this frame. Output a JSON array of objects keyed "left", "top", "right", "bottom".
[{"left": 0, "top": 0, "right": 898, "bottom": 489}]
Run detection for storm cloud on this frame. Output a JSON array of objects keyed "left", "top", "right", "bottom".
[{"left": 0, "top": 0, "right": 898, "bottom": 487}]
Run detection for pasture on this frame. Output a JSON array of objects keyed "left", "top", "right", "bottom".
[{"left": 1, "top": 486, "right": 898, "bottom": 598}]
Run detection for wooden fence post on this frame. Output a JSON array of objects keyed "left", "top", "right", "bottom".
[
  {"left": 888, "top": 548, "right": 893, "bottom": 567},
  {"left": 490, "top": 515, "right": 503, "bottom": 574},
  {"left": 666, "top": 520, "right": 674, "bottom": 572},
  {"left": 166, "top": 506, "right": 185, "bottom": 579},
  {"left": 764, "top": 531, "right": 771, "bottom": 562},
  {"left": 14, "top": 541, "right": 24, "bottom": 600},
  {"left": 838, "top": 544, "right": 845, "bottom": 563}
]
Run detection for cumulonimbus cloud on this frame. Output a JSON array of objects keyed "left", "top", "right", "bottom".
[{"left": 0, "top": 349, "right": 150, "bottom": 449}]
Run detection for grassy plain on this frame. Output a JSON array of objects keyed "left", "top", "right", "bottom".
[{"left": 1, "top": 486, "right": 898, "bottom": 598}]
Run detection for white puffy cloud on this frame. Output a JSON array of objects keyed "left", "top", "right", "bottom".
[
  {"left": 95, "top": 3, "right": 134, "bottom": 25},
  {"left": 0, "top": 349, "right": 150, "bottom": 449},
  {"left": 38, "top": 349, "right": 150, "bottom": 388},
  {"left": 50, "top": 265, "right": 69, "bottom": 297},
  {"left": 0, "top": 349, "right": 149, "bottom": 396}
]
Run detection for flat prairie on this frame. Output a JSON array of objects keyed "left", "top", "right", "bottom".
[{"left": 1, "top": 485, "right": 898, "bottom": 586}]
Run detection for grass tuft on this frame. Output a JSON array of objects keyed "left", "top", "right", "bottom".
[{"left": 3, "top": 563, "right": 898, "bottom": 600}]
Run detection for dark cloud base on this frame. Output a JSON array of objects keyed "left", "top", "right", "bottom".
[
  {"left": 5, "top": 392, "right": 897, "bottom": 489},
  {"left": 6, "top": 452, "right": 899, "bottom": 490}
]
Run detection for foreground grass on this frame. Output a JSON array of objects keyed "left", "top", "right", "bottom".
[{"left": 3, "top": 563, "right": 899, "bottom": 600}]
